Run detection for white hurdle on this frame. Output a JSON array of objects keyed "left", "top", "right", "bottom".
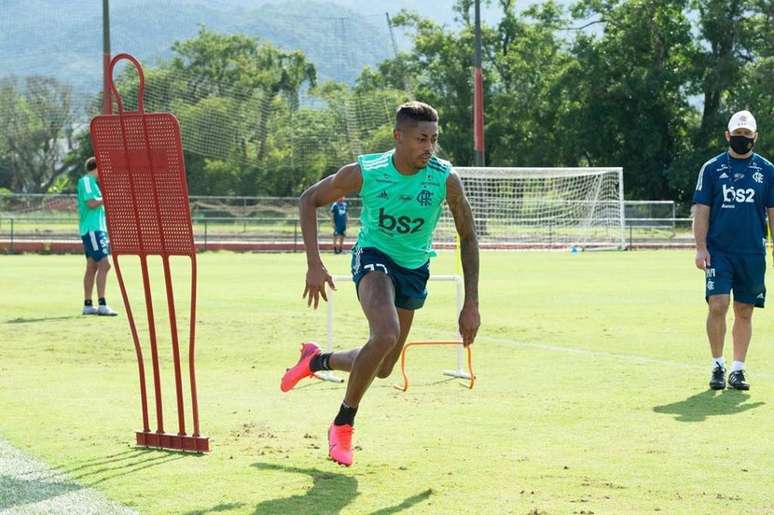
[
  {"left": 433, "top": 274, "right": 471, "bottom": 381},
  {"left": 313, "top": 275, "right": 348, "bottom": 383},
  {"left": 319, "top": 274, "right": 470, "bottom": 384}
]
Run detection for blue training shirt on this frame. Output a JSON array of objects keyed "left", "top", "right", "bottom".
[
  {"left": 693, "top": 152, "right": 774, "bottom": 255},
  {"left": 331, "top": 200, "right": 347, "bottom": 228}
]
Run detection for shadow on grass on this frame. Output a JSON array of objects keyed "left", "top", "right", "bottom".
[
  {"left": 183, "top": 501, "right": 247, "bottom": 515},
  {"left": 368, "top": 488, "right": 433, "bottom": 514},
  {"left": 246, "top": 462, "right": 433, "bottom": 514},
  {"left": 82, "top": 452, "right": 186, "bottom": 487},
  {"left": 251, "top": 462, "right": 358, "bottom": 514},
  {"left": 653, "top": 389, "right": 765, "bottom": 422},
  {"left": 16, "top": 449, "right": 139, "bottom": 478},
  {"left": 0, "top": 475, "right": 82, "bottom": 511},
  {"left": 29, "top": 448, "right": 186, "bottom": 487},
  {"left": 4, "top": 315, "right": 81, "bottom": 324}
]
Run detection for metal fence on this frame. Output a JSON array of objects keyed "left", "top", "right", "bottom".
[{"left": 0, "top": 193, "right": 691, "bottom": 250}]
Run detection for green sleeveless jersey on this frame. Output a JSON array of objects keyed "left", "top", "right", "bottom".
[
  {"left": 356, "top": 150, "right": 451, "bottom": 269},
  {"left": 77, "top": 174, "right": 107, "bottom": 236}
]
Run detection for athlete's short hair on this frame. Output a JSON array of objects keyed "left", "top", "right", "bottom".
[
  {"left": 85, "top": 157, "right": 97, "bottom": 171},
  {"left": 395, "top": 101, "right": 438, "bottom": 128}
]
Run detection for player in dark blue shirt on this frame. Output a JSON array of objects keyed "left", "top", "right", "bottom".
[
  {"left": 693, "top": 110, "right": 774, "bottom": 391},
  {"left": 330, "top": 197, "right": 348, "bottom": 254}
]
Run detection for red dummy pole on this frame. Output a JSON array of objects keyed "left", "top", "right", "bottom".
[{"left": 90, "top": 53, "right": 208, "bottom": 452}]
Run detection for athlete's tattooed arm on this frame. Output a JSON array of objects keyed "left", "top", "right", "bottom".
[{"left": 446, "top": 171, "right": 480, "bottom": 346}]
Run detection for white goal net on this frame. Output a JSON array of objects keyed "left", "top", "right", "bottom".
[{"left": 435, "top": 167, "right": 625, "bottom": 250}]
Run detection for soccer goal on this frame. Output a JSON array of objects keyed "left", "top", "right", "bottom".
[{"left": 435, "top": 167, "right": 625, "bottom": 250}]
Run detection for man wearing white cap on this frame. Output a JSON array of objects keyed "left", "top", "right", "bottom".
[{"left": 693, "top": 110, "right": 774, "bottom": 390}]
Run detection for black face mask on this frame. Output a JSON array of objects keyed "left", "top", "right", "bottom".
[{"left": 729, "top": 135, "right": 755, "bottom": 155}]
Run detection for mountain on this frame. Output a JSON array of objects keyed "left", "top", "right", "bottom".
[
  {"left": 0, "top": 0, "right": 576, "bottom": 98},
  {"left": 0, "top": 0, "right": 395, "bottom": 96}
]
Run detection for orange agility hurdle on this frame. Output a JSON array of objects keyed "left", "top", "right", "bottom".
[
  {"left": 393, "top": 340, "right": 475, "bottom": 392},
  {"left": 327, "top": 274, "right": 475, "bottom": 391},
  {"left": 90, "top": 53, "right": 208, "bottom": 452}
]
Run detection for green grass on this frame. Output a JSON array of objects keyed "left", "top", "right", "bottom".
[{"left": 0, "top": 251, "right": 772, "bottom": 514}]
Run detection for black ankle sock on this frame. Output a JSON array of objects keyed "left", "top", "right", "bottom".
[
  {"left": 98, "top": 298, "right": 106, "bottom": 306},
  {"left": 334, "top": 403, "right": 357, "bottom": 426},
  {"left": 310, "top": 352, "right": 332, "bottom": 372},
  {"left": 84, "top": 299, "right": 93, "bottom": 307}
]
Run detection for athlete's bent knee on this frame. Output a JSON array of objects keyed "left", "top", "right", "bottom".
[{"left": 369, "top": 330, "right": 399, "bottom": 356}]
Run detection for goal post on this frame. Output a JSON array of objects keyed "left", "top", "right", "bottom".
[{"left": 436, "top": 167, "right": 625, "bottom": 250}]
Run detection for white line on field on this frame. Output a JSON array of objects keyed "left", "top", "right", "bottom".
[
  {"left": 480, "top": 336, "right": 774, "bottom": 381},
  {"left": 0, "top": 437, "right": 136, "bottom": 515}
]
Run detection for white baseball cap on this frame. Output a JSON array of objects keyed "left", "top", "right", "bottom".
[{"left": 728, "top": 110, "right": 757, "bottom": 132}]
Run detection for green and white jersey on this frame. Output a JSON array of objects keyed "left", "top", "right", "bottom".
[
  {"left": 77, "top": 174, "right": 106, "bottom": 236},
  {"left": 356, "top": 150, "right": 451, "bottom": 269}
]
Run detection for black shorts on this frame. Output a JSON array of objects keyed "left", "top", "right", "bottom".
[
  {"left": 351, "top": 246, "right": 430, "bottom": 310},
  {"left": 81, "top": 230, "right": 110, "bottom": 262},
  {"left": 705, "top": 250, "right": 766, "bottom": 308}
]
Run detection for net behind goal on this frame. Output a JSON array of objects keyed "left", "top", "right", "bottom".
[{"left": 435, "top": 167, "right": 625, "bottom": 250}]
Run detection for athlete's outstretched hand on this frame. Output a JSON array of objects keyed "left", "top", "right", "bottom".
[
  {"left": 458, "top": 301, "right": 480, "bottom": 347},
  {"left": 303, "top": 262, "right": 336, "bottom": 309}
]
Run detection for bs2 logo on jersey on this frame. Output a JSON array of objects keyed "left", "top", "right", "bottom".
[
  {"left": 378, "top": 208, "right": 425, "bottom": 234},
  {"left": 722, "top": 184, "right": 755, "bottom": 203}
]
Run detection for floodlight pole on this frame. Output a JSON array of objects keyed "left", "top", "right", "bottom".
[
  {"left": 473, "top": 0, "right": 485, "bottom": 166},
  {"left": 102, "top": 0, "right": 112, "bottom": 114}
]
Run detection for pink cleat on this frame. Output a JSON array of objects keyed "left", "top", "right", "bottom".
[
  {"left": 328, "top": 423, "right": 354, "bottom": 466},
  {"left": 280, "top": 342, "right": 321, "bottom": 392}
]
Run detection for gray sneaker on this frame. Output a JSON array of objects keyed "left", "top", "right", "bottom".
[
  {"left": 97, "top": 305, "right": 119, "bottom": 316},
  {"left": 82, "top": 305, "right": 99, "bottom": 315}
]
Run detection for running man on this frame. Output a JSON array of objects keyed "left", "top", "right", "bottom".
[
  {"left": 282, "top": 101, "right": 480, "bottom": 466},
  {"left": 693, "top": 110, "right": 774, "bottom": 390},
  {"left": 77, "top": 157, "right": 118, "bottom": 316}
]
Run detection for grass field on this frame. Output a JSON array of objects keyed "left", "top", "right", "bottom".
[{"left": 1, "top": 250, "right": 773, "bottom": 514}]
